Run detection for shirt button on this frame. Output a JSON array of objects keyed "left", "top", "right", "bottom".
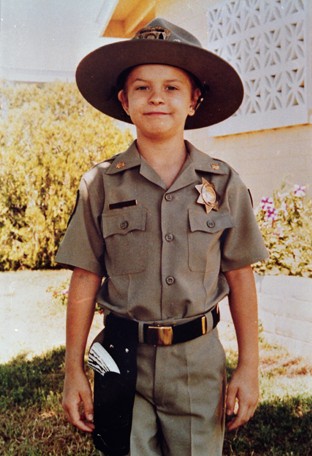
[
  {"left": 165, "top": 193, "right": 173, "bottom": 201},
  {"left": 120, "top": 221, "right": 129, "bottom": 230},
  {"left": 165, "top": 233, "right": 174, "bottom": 242},
  {"left": 206, "top": 220, "right": 215, "bottom": 228},
  {"left": 166, "top": 276, "right": 175, "bottom": 285}
]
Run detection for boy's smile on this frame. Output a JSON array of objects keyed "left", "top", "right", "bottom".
[{"left": 118, "top": 65, "right": 200, "bottom": 140}]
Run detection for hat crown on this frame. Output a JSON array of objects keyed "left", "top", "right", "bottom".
[{"left": 133, "top": 18, "right": 202, "bottom": 48}]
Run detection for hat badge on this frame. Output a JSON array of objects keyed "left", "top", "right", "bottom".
[{"left": 135, "top": 26, "right": 171, "bottom": 41}]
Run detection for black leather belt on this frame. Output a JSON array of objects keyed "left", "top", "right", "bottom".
[{"left": 107, "top": 307, "right": 220, "bottom": 347}]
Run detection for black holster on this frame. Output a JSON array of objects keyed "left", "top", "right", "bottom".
[{"left": 92, "top": 314, "right": 138, "bottom": 456}]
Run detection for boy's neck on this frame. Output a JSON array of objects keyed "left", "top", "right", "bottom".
[
  {"left": 136, "top": 135, "right": 187, "bottom": 164},
  {"left": 136, "top": 136, "right": 188, "bottom": 188}
]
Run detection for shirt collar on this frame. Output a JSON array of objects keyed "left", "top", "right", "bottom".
[
  {"left": 105, "top": 141, "right": 141, "bottom": 174},
  {"left": 186, "top": 141, "right": 227, "bottom": 175},
  {"left": 105, "top": 140, "right": 228, "bottom": 179}
]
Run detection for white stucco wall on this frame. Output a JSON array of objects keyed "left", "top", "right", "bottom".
[{"left": 220, "top": 275, "right": 312, "bottom": 362}]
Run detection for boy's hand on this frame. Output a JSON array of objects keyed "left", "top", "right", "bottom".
[
  {"left": 62, "top": 370, "right": 95, "bottom": 433},
  {"left": 225, "top": 365, "right": 259, "bottom": 431}
]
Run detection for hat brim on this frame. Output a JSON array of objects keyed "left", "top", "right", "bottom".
[{"left": 76, "top": 40, "right": 243, "bottom": 129}]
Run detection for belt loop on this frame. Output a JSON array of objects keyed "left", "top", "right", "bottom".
[
  {"left": 206, "top": 310, "right": 213, "bottom": 332},
  {"left": 138, "top": 321, "right": 145, "bottom": 343},
  {"left": 201, "top": 315, "right": 208, "bottom": 334}
]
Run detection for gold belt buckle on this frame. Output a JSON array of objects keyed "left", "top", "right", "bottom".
[{"left": 146, "top": 325, "right": 174, "bottom": 346}]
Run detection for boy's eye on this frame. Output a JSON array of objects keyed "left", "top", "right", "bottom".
[
  {"left": 135, "top": 85, "right": 149, "bottom": 91},
  {"left": 166, "top": 85, "right": 178, "bottom": 91}
]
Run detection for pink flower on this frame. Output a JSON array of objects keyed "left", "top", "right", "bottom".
[
  {"left": 260, "top": 197, "right": 274, "bottom": 211},
  {"left": 266, "top": 207, "right": 278, "bottom": 222},
  {"left": 293, "top": 185, "right": 306, "bottom": 197}
]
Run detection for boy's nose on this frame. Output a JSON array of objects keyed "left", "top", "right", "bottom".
[{"left": 149, "top": 89, "right": 164, "bottom": 104}]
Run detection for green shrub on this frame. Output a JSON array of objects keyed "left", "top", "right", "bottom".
[
  {"left": 253, "top": 184, "right": 312, "bottom": 277},
  {"left": 0, "top": 80, "right": 133, "bottom": 270}
]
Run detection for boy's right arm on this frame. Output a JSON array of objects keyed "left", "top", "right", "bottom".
[{"left": 62, "top": 267, "right": 102, "bottom": 433}]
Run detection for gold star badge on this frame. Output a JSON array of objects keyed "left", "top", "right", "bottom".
[{"left": 195, "top": 178, "right": 218, "bottom": 214}]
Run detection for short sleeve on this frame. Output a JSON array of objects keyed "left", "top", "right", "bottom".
[
  {"left": 56, "top": 170, "right": 106, "bottom": 276},
  {"left": 221, "top": 171, "right": 268, "bottom": 272}
]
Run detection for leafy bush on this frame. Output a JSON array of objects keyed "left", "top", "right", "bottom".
[
  {"left": 0, "top": 80, "right": 133, "bottom": 270},
  {"left": 253, "top": 184, "right": 312, "bottom": 277}
]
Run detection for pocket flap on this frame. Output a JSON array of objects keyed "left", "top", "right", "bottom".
[
  {"left": 103, "top": 206, "right": 147, "bottom": 238},
  {"left": 189, "top": 209, "right": 233, "bottom": 233}
]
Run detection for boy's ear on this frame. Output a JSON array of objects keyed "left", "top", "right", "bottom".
[
  {"left": 192, "top": 88, "right": 204, "bottom": 113},
  {"left": 193, "top": 87, "right": 202, "bottom": 105},
  {"left": 189, "top": 88, "right": 202, "bottom": 116},
  {"left": 118, "top": 90, "right": 129, "bottom": 115}
]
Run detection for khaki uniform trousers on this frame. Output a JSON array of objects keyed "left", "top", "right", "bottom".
[{"left": 99, "top": 328, "right": 225, "bottom": 456}]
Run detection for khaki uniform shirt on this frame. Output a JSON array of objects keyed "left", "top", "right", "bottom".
[{"left": 56, "top": 141, "right": 267, "bottom": 323}]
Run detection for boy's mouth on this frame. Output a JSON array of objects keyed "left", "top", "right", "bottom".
[{"left": 144, "top": 111, "right": 169, "bottom": 116}]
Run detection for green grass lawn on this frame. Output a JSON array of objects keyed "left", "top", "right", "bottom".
[{"left": 0, "top": 336, "right": 311, "bottom": 456}]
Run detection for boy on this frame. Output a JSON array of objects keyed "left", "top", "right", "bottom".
[{"left": 57, "top": 18, "right": 268, "bottom": 455}]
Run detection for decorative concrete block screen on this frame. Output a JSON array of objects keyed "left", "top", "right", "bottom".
[{"left": 206, "top": 0, "right": 311, "bottom": 136}]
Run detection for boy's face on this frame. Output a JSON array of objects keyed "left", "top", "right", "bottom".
[{"left": 118, "top": 64, "right": 201, "bottom": 140}]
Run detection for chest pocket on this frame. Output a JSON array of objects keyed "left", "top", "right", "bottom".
[
  {"left": 102, "top": 206, "right": 147, "bottom": 275},
  {"left": 188, "top": 209, "right": 234, "bottom": 272}
]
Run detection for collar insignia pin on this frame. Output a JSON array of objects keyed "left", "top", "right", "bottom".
[
  {"left": 195, "top": 178, "right": 218, "bottom": 214},
  {"left": 116, "top": 161, "right": 125, "bottom": 169},
  {"left": 211, "top": 163, "right": 220, "bottom": 170}
]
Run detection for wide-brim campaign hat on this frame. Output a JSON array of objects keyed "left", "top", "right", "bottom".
[{"left": 76, "top": 18, "right": 244, "bottom": 129}]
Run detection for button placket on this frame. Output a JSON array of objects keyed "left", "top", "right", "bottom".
[{"left": 161, "top": 191, "right": 178, "bottom": 314}]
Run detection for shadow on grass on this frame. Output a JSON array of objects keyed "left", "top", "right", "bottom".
[
  {"left": 0, "top": 347, "right": 65, "bottom": 409},
  {"left": 0, "top": 348, "right": 311, "bottom": 455},
  {"left": 224, "top": 397, "right": 312, "bottom": 455},
  {"left": 224, "top": 359, "right": 312, "bottom": 455}
]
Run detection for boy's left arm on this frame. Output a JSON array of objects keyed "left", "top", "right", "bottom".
[{"left": 224, "top": 265, "right": 260, "bottom": 431}]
